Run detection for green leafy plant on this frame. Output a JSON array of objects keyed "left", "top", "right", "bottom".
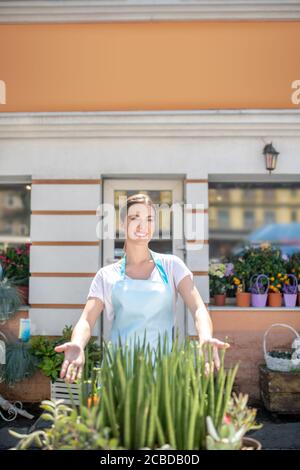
[
  {"left": 30, "top": 325, "right": 101, "bottom": 382},
  {"left": 0, "top": 244, "right": 30, "bottom": 286},
  {"left": 92, "top": 332, "right": 239, "bottom": 450},
  {"left": 229, "top": 243, "right": 288, "bottom": 292}
]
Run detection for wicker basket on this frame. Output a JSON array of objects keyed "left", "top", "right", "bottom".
[{"left": 264, "top": 323, "right": 300, "bottom": 372}]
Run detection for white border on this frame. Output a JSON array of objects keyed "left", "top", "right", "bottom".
[
  {"left": 0, "top": 0, "right": 300, "bottom": 23},
  {"left": 0, "top": 110, "right": 300, "bottom": 138}
]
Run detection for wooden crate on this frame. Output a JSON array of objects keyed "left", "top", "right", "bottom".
[
  {"left": 50, "top": 379, "right": 80, "bottom": 405},
  {"left": 259, "top": 364, "right": 300, "bottom": 414}
]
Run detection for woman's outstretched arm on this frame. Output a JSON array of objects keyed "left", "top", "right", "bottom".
[
  {"left": 55, "top": 297, "right": 104, "bottom": 383},
  {"left": 177, "top": 275, "right": 230, "bottom": 369}
]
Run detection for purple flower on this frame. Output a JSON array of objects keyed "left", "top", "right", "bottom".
[
  {"left": 282, "top": 254, "right": 289, "bottom": 261},
  {"left": 283, "top": 284, "right": 297, "bottom": 294},
  {"left": 225, "top": 263, "right": 234, "bottom": 277}
]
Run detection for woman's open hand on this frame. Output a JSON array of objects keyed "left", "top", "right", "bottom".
[
  {"left": 54, "top": 342, "right": 85, "bottom": 384},
  {"left": 198, "top": 337, "right": 230, "bottom": 374}
]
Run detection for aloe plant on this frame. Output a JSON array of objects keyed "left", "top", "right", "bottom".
[
  {"left": 10, "top": 331, "right": 244, "bottom": 450},
  {"left": 95, "top": 330, "right": 239, "bottom": 450}
]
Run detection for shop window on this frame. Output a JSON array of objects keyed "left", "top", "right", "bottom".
[{"left": 209, "top": 182, "right": 300, "bottom": 259}]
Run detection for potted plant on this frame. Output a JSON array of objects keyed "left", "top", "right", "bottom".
[
  {"left": 2, "top": 339, "right": 38, "bottom": 386},
  {"left": 268, "top": 273, "right": 284, "bottom": 307},
  {"left": 232, "top": 282, "right": 251, "bottom": 307},
  {"left": 209, "top": 261, "right": 234, "bottom": 306},
  {"left": 282, "top": 273, "right": 298, "bottom": 308},
  {"left": 250, "top": 274, "right": 269, "bottom": 308},
  {"left": 0, "top": 244, "right": 30, "bottom": 305},
  {"left": 229, "top": 244, "right": 288, "bottom": 305},
  {"left": 206, "top": 392, "right": 262, "bottom": 450},
  {"left": 0, "top": 264, "right": 22, "bottom": 321},
  {"left": 9, "top": 334, "right": 262, "bottom": 451}
]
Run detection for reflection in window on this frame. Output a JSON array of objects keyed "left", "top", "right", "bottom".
[
  {"left": 209, "top": 182, "right": 300, "bottom": 259},
  {"left": 0, "top": 184, "right": 31, "bottom": 249},
  {"left": 244, "top": 211, "right": 255, "bottom": 230},
  {"left": 218, "top": 210, "right": 230, "bottom": 229}
]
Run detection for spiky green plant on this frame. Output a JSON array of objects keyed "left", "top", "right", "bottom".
[
  {"left": 0, "top": 276, "right": 22, "bottom": 321},
  {"left": 93, "top": 330, "right": 239, "bottom": 450},
  {"left": 3, "top": 340, "right": 38, "bottom": 385}
]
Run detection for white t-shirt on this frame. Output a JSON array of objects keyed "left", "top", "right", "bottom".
[{"left": 87, "top": 252, "right": 193, "bottom": 327}]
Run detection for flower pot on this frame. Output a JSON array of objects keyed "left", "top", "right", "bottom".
[
  {"left": 214, "top": 294, "right": 226, "bottom": 306},
  {"left": 250, "top": 274, "right": 269, "bottom": 308},
  {"left": 268, "top": 292, "right": 282, "bottom": 308},
  {"left": 16, "top": 285, "right": 29, "bottom": 305},
  {"left": 251, "top": 293, "right": 268, "bottom": 308},
  {"left": 241, "top": 436, "right": 262, "bottom": 450},
  {"left": 236, "top": 292, "right": 251, "bottom": 308},
  {"left": 283, "top": 293, "right": 297, "bottom": 308}
]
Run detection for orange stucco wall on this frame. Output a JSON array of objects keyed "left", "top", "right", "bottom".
[{"left": 0, "top": 21, "right": 300, "bottom": 112}]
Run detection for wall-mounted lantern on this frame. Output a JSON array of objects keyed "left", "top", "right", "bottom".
[{"left": 263, "top": 142, "right": 279, "bottom": 174}]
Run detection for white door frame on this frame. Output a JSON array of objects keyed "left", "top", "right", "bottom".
[{"left": 100, "top": 178, "right": 186, "bottom": 346}]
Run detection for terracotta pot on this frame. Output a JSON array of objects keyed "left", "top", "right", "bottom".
[
  {"left": 236, "top": 292, "right": 251, "bottom": 308},
  {"left": 214, "top": 294, "right": 226, "bottom": 306},
  {"left": 241, "top": 436, "right": 262, "bottom": 450},
  {"left": 268, "top": 292, "right": 282, "bottom": 308},
  {"left": 298, "top": 292, "right": 300, "bottom": 307},
  {"left": 16, "top": 285, "right": 29, "bottom": 305}
]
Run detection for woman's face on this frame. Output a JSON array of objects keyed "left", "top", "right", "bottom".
[{"left": 123, "top": 203, "right": 156, "bottom": 245}]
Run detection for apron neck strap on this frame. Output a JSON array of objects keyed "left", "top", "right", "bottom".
[{"left": 119, "top": 249, "right": 168, "bottom": 284}]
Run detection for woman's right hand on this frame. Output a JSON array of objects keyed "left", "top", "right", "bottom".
[{"left": 54, "top": 342, "right": 85, "bottom": 384}]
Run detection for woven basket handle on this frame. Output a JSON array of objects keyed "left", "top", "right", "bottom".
[
  {"left": 263, "top": 323, "right": 300, "bottom": 357},
  {"left": 287, "top": 274, "right": 298, "bottom": 293}
]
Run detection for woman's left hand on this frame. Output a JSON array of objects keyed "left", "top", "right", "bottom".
[{"left": 198, "top": 337, "right": 230, "bottom": 372}]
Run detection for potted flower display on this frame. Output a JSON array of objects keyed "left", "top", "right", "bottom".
[
  {"left": 0, "top": 244, "right": 30, "bottom": 305},
  {"left": 209, "top": 261, "right": 234, "bottom": 306},
  {"left": 282, "top": 274, "right": 298, "bottom": 308},
  {"left": 249, "top": 274, "right": 269, "bottom": 308},
  {"left": 268, "top": 273, "right": 285, "bottom": 307}
]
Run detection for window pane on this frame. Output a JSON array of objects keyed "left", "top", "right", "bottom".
[
  {"left": 209, "top": 182, "right": 300, "bottom": 259},
  {"left": 0, "top": 184, "right": 31, "bottom": 248}
]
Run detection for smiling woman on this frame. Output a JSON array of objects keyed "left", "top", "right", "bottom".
[{"left": 55, "top": 193, "right": 229, "bottom": 383}]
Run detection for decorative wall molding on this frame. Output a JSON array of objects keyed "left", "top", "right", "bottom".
[
  {"left": 1, "top": 110, "right": 300, "bottom": 138},
  {"left": 0, "top": 1, "right": 300, "bottom": 23}
]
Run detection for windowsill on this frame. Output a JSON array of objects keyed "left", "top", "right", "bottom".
[{"left": 208, "top": 305, "right": 300, "bottom": 311}]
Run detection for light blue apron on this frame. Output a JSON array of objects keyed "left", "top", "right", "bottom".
[{"left": 108, "top": 248, "right": 174, "bottom": 359}]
